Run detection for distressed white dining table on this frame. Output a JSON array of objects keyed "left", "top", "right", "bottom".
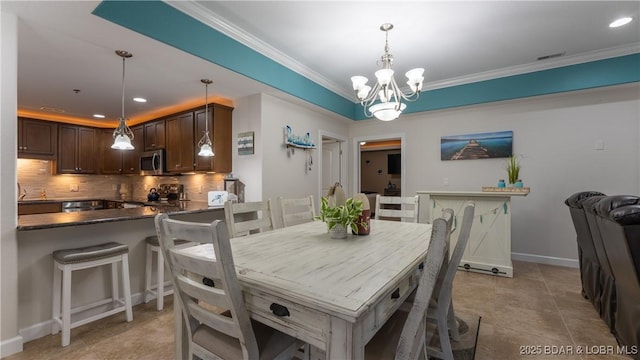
[{"left": 173, "top": 219, "right": 432, "bottom": 360}]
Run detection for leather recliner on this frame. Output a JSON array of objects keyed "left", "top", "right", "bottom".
[
  {"left": 595, "top": 195, "right": 640, "bottom": 349},
  {"left": 581, "top": 195, "right": 616, "bottom": 333},
  {"left": 564, "top": 191, "right": 605, "bottom": 312}
]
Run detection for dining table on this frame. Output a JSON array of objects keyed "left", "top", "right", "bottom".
[{"left": 172, "top": 219, "right": 433, "bottom": 360}]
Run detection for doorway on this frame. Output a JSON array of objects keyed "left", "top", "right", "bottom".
[
  {"left": 318, "top": 131, "right": 347, "bottom": 205},
  {"left": 353, "top": 133, "right": 405, "bottom": 198}
]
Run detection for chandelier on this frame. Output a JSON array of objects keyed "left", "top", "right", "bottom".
[
  {"left": 111, "top": 50, "right": 135, "bottom": 150},
  {"left": 351, "top": 23, "right": 424, "bottom": 121},
  {"left": 197, "top": 79, "right": 214, "bottom": 157}
]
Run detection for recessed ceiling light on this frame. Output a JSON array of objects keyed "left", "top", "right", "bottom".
[
  {"left": 93, "top": 114, "right": 105, "bottom": 118},
  {"left": 609, "top": 17, "right": 632, "bottom": 28},
  {"left": 133, "top": 97, "right": 147, "bottom": 103}
]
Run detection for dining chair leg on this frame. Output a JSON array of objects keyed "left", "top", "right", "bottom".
[
  {"left": 437, "top": 309, "right": 454, "bottom": 360},
  {"left": 447, "top": 300, "right": 460, "bottom": 341}
]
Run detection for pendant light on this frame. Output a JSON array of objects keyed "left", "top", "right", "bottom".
[
  {"left": 111, "top": 50, "right": 135, "bottom": 150},
  {"left": 197, "top": 79, "right": 214, "bottom": 157}
]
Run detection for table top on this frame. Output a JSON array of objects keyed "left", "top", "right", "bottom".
[
  {"left": 179, "top": 219, "right": 432, "bottom": 322},
  {"left": 417, "top": 190, "right": 528, "bottom": 197}
]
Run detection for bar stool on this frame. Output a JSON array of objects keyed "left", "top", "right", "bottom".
[
  {"left": 51, "top": 242, "right": 133, "bottom": 347},
  {"left": 144, "top": 235, "right": 191, "bottom": 310}
]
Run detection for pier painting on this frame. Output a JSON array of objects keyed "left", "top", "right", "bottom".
[{"left": 441, "top": 131, "right": 513, "bottom": 161}]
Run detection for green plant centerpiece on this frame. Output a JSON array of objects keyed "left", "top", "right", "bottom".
[
  {"left": 317, "top": 196, "right": 367, "bottom": 238},
  {"left": 505, "top": 155, "right": 520, "bottom": 185}
]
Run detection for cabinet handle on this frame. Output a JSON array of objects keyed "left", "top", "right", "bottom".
[
  {"left": 269, "top": 303, "right": 290, "bottom": 317},
  {"left": 23, "top": 147, "right": 27, "bottom": 150},
  {"left": 391, "top": 288, "right": 400, "bottom": 299}
]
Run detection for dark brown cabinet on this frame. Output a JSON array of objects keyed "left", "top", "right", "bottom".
[
  {"left": 99, "top": 125, "right": 143, "bottom": 174},
  {"left": 57, "top": 125, "right": 98, "bottom": 174},
  {"left": 144, "top": 119, "right": 165, "bottom": 151},
  {"left": 166, "top": 112, "right": 195, "bottom": 172},
  {"left": 18, "top": 118, "right": 57, "bottom": 159},
  {"left": 18, "top": 202, "right": 61, "bottom": 215},
  {"left": 194, "top": 104, "right": 232, "bottom": 172}
]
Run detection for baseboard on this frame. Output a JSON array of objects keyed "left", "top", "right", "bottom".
[
  {"left": 18, "top": 292, "right": 145, "bottom": 344},
  {"left": 0, "top": 335, "right": 24, "bottom": 358},
  {"left": 512, "top": 252, "right": 579, "bottom": 268}
]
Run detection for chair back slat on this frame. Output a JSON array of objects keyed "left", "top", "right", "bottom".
[
  {"left": 375, "top": 195, "right": 420, "bottom": 222},
  {"left": 154, "top": 213, "right": 260, "bottom": 359},
  {"left": 396, "top": 217, "right": 449, "bottom": 360},
  {"left": 224, "top": 200, "right": 275, "bottom": 238},
  {"left": 280, "top": 195, "right": 316, "bottom": 227}
]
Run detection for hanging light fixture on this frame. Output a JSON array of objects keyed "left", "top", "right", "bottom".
[
  {"left": 351, "top": 23, "right": 424, "bottom": 121},
  {"left": 111, "top": 50, "right": 135, "bottom": 150},
  {"left": 197, "top": 79, "right": 214, "bottom": 157}
]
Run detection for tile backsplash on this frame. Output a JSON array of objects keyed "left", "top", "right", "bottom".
[{"left": 17, "top": 159, "right": 227, "bottom": 201}]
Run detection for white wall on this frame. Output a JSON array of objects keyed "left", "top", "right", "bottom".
[
  {"left": 1, "top": 10, "right": 22, "bottom": 357},
  {"left": 232, "top": 94, "right": 264, "bottom": 202},
  {"left": 349, "top": 84, "right": 640, "bottom": 265}
]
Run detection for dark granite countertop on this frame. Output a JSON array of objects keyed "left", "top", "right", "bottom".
[{"left": 17, "top": 201, "right": 223, "bottom": 231}]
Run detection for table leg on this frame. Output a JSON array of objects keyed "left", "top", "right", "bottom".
[{"left": 327, "top": 317, "right": 364, "bottom": 360}]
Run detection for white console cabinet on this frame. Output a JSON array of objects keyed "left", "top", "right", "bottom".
[{"left": 417, "top": 190, "right": 528, "bottom": 278}]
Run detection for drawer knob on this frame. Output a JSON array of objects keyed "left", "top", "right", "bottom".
[
  {"left": 391, "top": 288, "right": 400, "bottom": 299},
  {"left": 270, "top": 303, "right": 290, "bottom": 317},
  {"left": 418, "top": 262, "right": 424, "bottom": 270},
  {"left": 202, "top": 277, "right": 215, "bottom": 287}
]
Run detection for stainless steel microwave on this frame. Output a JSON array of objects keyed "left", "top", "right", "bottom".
[{"left": 140, "top": 149, "right": 166, "bottom": 176}]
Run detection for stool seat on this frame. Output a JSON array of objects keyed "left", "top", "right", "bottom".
[
  {"left": 144, "top": 235, "right": 190, "bottom": 247},
  {"left": 53, "top": 242, "right": 128, "bottom": 264}
]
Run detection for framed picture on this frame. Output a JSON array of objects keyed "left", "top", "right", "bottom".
[
  {"left": 441, "top": 130, "right": 512, "bottom": 160},
  {"left": 238, "top": 131, "right": 254, "bottom": 155}
]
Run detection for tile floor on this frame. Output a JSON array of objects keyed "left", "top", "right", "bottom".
[{"left": 5, "top": 261, "right": 631, "bottom": 360}]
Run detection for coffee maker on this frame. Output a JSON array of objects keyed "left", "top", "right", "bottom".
[{"left": 157, "top": 184, "right": 184, "bottom": 201}]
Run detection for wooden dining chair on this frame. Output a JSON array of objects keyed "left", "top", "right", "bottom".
[
  {"left": 154, "top": 213, "right": 300, "bottom": 360},
  {"left": 224, "top": 200, "right": 275, "bottom": 238},
  {"left": 279, "top": 195, "right": 316, "bottom": 227},
  {"left": 426, "top": 203, "right": 475, "bottom": 360},
  {"left": 374, "top": 195, "right": 420, "bottom": 222},
  {"left": 364, "top": 216, "right": 449, "bottom": 360}
]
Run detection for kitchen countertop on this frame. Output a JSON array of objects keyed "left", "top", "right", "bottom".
[{"left": 17, "top": 200, "right": 223, "bottom": 231}]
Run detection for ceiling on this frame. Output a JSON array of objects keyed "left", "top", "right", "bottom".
[{"left": 3, "top": 1, "right": 639, "bottom": 126}]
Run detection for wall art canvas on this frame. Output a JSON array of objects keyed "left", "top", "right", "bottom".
[
  {"left": 238, "top": 131, "right": 254, "bottom": 155},
  {"left": 441, "top": 130, "right": 513, "bottom": 160}
]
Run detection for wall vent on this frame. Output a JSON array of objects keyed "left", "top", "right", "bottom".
[{"left": 537, "top": 52, "right": 566, "bottom": 61}]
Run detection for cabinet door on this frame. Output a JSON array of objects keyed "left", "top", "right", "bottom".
[
  {"left": 77, "top": 127, "right": 98, "bottom": 173},
  {"left": 144, "top": 120, "right": 165, "bottom": 150},
  {"left": 166, "top": 112, "right": 195, "bottom": 172},
  {"left": 99, "top": 129, "right": 123, "bottom": 174},
  {"left": 18, "top": 118, "right": 57, "bottom": 159},
  {"left": 212, "top": 104, "right": 233, "bottom": 173},
  {"left": 194, "top": 109, "right": 213, "bottom": 171},
  {"left": 122, "top": 125, "right": 144, "bottom": 174},
  {"left": 57, "top": 125, "right": 79, "bottom": 173}
]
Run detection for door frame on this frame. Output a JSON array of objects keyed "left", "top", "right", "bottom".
[
  {"left": 318, "top": 130, "right": 347, "bottom": 207},
  {"left": 353, "top": 132, "right": 406, "bottom": 197}
]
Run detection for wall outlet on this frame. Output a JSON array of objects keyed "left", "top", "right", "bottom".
[
  {"left": 70, "top": 183, "right": 79, "bottom": 192},
  {"left": 595, "top": 139, "right": 605, "bottom": 150},
  {"left": 199, "top": 185, "right": 203, "bottom": 194},
  {"left": 443, "top": 177, "right": 449, "bottom": 186},
  {"left": 112, "top": 184, "right": 117, "bottom": 191}
]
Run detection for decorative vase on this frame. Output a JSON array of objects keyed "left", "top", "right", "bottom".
[
  {"left": 514, "top": 180, "right": 524, "bottom": 188},
  {"left": 354, "top": 210, "right": 371, "bottom": 235},
  {"left": 329, "top": 224, "right": 348, "bottom": 239},
  {"left": 498, "top": 179, "right": 506, "bottom": 188}
]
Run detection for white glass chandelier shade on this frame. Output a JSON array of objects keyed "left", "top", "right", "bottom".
[
  {"left": 197, "top": 79, "right": 214, "bottom": 157},
  {"left": 111, "top": 50, "right": 135, "bottom": 150},
  {"left": 351, "top": 23, "right": 424, "bottom": 121}
]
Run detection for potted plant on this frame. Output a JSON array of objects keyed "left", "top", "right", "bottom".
[
  {"left": 505, "top": 155, "right": 520, "bottom": 186},
  {"left": 317, "top": 197, "right": 367, "bottom": 239}
]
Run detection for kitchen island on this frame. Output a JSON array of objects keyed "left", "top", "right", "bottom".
[{"left": 16, "top": 201, "right": 225, "bottom": 343}]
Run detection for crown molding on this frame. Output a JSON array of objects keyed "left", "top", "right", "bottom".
[{"left": 168, "top": 2, "right": 638, "bottom": 101}]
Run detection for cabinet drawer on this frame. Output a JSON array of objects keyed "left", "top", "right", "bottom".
[{"left": 243, "top": 289, "right": 328, "bottom": 349}]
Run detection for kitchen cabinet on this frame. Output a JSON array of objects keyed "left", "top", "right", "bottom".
[
  {"left": 18, "top": 202, "right": 61, "bottom": 215},
  {"left": 144, "top": 119, "right": 165, "bottom": 151},
  {"left": 166, "top": 112, "right": 195, "bottom": 172},
  {"left": 99, "top": 125, "right": 144, "bottom": 174},
  {"left": 17, "top": 117, "right": 57, "bottom": 160},
  {"left": 57, "top": 125, "right": 98, "bottom": 174},
  {"left": 194, "top": 104, "right": 233, "bottom": 172}
]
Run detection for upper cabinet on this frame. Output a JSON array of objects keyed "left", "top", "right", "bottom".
[
  {"left": 99, "top": 126, "right": 144, "bottom": 174},
  {"left": 57, "top": 125, "right": 98, "bottom": 174},
  {"left": 144, "top": 119, "right": 165, "bottom": 151},
  {"left": 166, "top": 112, "right": 195, "bottom": 173},
  {"left": 18, "top": 117, "right": 57, "bottom": 160},
  {"left": 194, "top": 104, "right": 233, "bottom": 172}
]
